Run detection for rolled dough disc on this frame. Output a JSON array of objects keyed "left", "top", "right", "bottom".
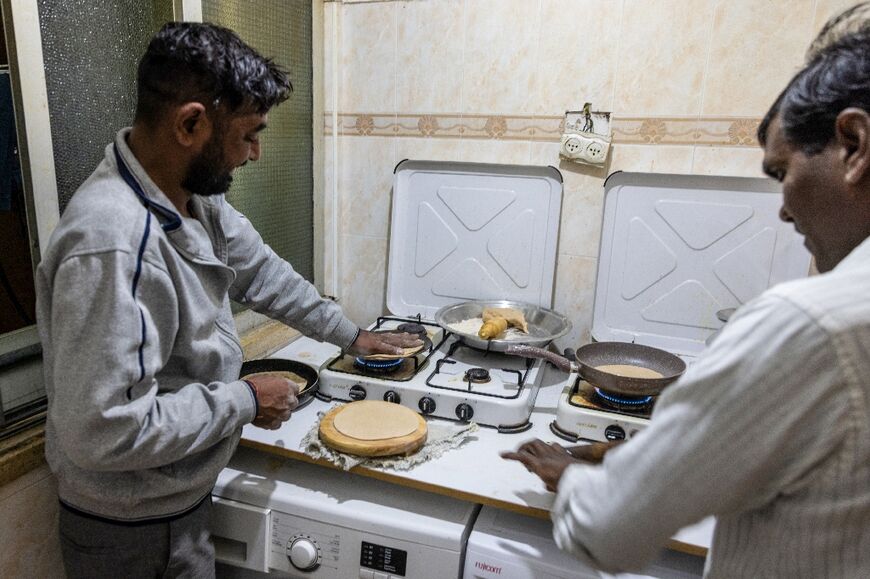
[
  {"left": 332, "top": 400, "right": 420, "bottom": 440},
  {"left": 242, "top": 370, "right": 309, "bottom": 392},
  {"left": 360, "top": 343, "right": 425, "bottom": 361},
  {"left": 594, "top": 364, "right": 664, "bottom": 379}
]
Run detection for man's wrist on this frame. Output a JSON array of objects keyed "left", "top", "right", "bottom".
[{"left": 243, "top": 379, "right": 259, "bottom": 420}]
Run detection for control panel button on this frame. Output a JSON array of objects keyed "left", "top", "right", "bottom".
[
  {"left": 455, "top": 403, "right": 474, "bottom": 422},
  {"left": 604, "top": 424, "right": 626, "bottom": 441},
  {"left": 373, "top": 572, "right": 389, "bottom": 579},
  {"left": 349, "top": 385, "right": 367, "bottom": 401},
  {"left": 383, "top": 390, "right": 400, "bottom": 404},
  {"left": 418, "top": 396, "right": 436, "bottom": 414},
  {"left": 287, "top": 536, "right": 320, "bottom": 571},
  {"left": 358, "top": 570, "right": 375, "bottom": 579}
]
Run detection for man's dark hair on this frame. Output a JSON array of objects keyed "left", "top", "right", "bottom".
[
  {"left": 135, "top": 21, "right": 291, "bottom": 125},
  {"left": 758, "top": 29, "right": 870, "bottom": 154},
  {"left": 807, "top": 1, "right": 870, "bottom": 61}
]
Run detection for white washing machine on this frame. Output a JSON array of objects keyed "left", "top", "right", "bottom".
[
  {"left": 212, "top": 447, "right": 480, "bottom": 578},
  {"left": 463, "top": 507, "right": 705, "bottom": 579}
]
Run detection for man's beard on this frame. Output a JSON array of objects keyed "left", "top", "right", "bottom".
[{"left": 182, "top": 134, "right": 233, "bottom": 197}]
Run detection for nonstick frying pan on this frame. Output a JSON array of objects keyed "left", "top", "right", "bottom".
[
  {"left": 505, "top": 341, "right": 685, "bottom": 396},
  {"left": 239, "top": 358, "right": 320, "bottom": 410}
]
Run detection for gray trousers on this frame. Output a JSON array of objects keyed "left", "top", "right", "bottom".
[{"left": 58, "top": 496, "right": 215, "bottom": 579}]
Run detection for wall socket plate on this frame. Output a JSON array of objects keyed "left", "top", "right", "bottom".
[{"left": 560, "top": 132, "right": 610, "bottom": 166}]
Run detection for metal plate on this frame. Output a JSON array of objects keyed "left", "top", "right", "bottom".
[{"left": 434, "top": 300, "right": 571, "bottom": 352}]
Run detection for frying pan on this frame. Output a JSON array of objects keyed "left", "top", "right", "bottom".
[
  {"left": 505, "top": 341, "right": 685, "bottom": 396},
  {"left": 239, "top": 358, "right": 320, "bottom": 410},
  {"left": 434, "top": 300, "right": 572, "bottom": 352}
]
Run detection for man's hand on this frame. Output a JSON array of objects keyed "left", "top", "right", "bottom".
[
  {"left": 246, "top": 374, "right": 299, "bottom": 430},
  {"left": 501, "top": 439, "right": 623, "bottom": 492},
  {"left": 347, "top": 329, "right": 424, "bottom": 357}
]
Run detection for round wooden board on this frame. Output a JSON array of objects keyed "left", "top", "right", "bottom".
[{"left": 319, "top": 403, "right": 428, "bottom": 457}]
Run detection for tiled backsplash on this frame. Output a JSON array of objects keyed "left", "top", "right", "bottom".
[
  {"left": 322, "top": 0, "right": 860, "bottom": 348},
  {"left": 328, "top": 112, "right": 762, "bottom": 147}
]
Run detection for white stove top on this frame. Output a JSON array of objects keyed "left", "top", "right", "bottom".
[{"left": 309, "top": 317, "right": 545, "bottom": 432}]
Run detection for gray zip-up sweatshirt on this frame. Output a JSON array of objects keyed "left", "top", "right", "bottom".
[{"left": 35, "top": 128, "right": 358, "bottom": 521}]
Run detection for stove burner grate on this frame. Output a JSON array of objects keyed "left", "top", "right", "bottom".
[
  {"left": 593, "top": 387, "right": 653, "bottom": 412},
  {"left": 396, "top": 322, "right": 428, "bottom": 338},
  {"left": 354, "top": 357, "right": 404, "bottom": 373},
  {"left": 464, "top": 367, "right": 491, "bottom": 384}
]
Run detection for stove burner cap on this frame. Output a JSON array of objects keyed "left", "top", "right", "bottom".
[
  {"left": 593, "top": 387, "right": 653, "bottom": 411},
  {"left": 396, "top": 322, "right": 427, "bottom": 338},
  {"left": 464, "top": 367, "right": 491, "bottom": 384},
  {"left": 354, "top": 356, "right": 404, "bottom": 373}
]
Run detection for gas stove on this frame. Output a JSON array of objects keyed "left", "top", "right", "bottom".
[
  {"left": 317, "top": 315, "right": 545, "bottom": 433},
  {"left": 551, "top": 375, "right": 655, "bottom": 443}
]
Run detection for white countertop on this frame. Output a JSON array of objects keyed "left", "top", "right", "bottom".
[{"left": 238, "top": 338, "right": 714, "bottom": 556}]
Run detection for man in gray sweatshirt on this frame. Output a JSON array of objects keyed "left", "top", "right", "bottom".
[{"left": 35, "top": 22, "right": 419, "bottom": 578}]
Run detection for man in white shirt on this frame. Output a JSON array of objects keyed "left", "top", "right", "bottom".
[{"left": 503, "top": 26, "right": 870, "bottom": 579}]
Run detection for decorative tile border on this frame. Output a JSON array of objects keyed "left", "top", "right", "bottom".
[{"left": 324, "top": 113, "right": 762, "bottom": 147}]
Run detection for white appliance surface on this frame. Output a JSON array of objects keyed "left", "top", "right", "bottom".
[
  {"left": 464, "top": 506, "right": 705, "bottom": 579},
  {"left": 594, "top": 172, "right": 811, "bottom": 357},
  {"left": 557, "top": 172, "right": 813, "bottom": 443},
  {"left": 388, "top": 160, "right": 564, "bottom": 318},
  {"left": 317, "top": 316, "right": 546, "bottom": 431},
  {"left": 212, "top": 446, "right": 479, "bottom": 578}
]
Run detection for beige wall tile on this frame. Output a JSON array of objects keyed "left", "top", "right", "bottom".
[
  {"left": 692, "top": 146, "right": 766, "bottom": 178},
  {"left": 396, "top": 137, "right": 464, "bottom": 162},
  {"left": 534, "top": 0, "right": 622, "bottom": 114},
  {"left": 608, "top": 144, "right": 695, "bottom": 173},
  {"left": 531, "top": 142, "right": 608, "bottom": 259},
  {"left": 340, "top": 234, "right": 389, "bottom": 324},
  {"left": 702, "top": 0, "right": 813, "bottom": 116},
  {"left": 552, "top": 253, "right": 598, "bottom": 350},
  {"left": 0, "top": 471, "right": 64, "bottom": 579},
  {"left": 397, "top": 0, "right": 464, "bottom": 113},
  {"left": 338, "top": 136, "right": 398, "bottom": 239},
  {"left": 462, "top": 0, "right": 542, "bottom": 115},
  {"left": 339, "top": 1, "right": 397, "bottom": 112},
  {"left": 614, "top": 0, "right": 714, "bottom": 116},
  {"left": 458, "top": 139, "right": 531, "bottom": 164}
]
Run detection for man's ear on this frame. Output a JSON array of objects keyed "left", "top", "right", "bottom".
[
  {"left": 835, "top": 108, "right": 870, "bottom": 187},
  {"left": 173, "top": 102, "right": 210, "bottom": 148}
]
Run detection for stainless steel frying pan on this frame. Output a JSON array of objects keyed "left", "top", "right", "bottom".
[
  {"left": 505, "top": 341, "right": 685, "bottom": 396},
  {"left": 434, "top": 300, "right": 572, "bottom": 352}
]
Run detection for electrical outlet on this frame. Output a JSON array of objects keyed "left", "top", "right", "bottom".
[
  {"left": 560, "top": 135, "right": 584, "bottom": 158},
  {"left": 583, "top": 139, "right": 608, "bottom": 163},
  {"left": 560, "top": 133, "right": 610, "bottom": 166}
]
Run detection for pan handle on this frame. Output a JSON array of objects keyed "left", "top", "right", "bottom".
[{"left": 504, "top": 344, "right": 579, "bottom": 374}]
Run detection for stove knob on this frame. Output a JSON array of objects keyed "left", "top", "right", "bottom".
[
  {"left": 287, "top": 536, "right": 320, "bottom": 571},
  {"left": 604, "top": 425, "right": 626, "bottom": 441},
  {"left": 455, "top": 403, "right": 474, "bottom": 422},
  {"left": 383, "top": 390, "right": 401, "bottom": 404},
  {"left": 348, "top": 384, "right": 367, "bottom": 401},
  {"left": 418, "top": 397, "right": 436, "bottom": 414}
]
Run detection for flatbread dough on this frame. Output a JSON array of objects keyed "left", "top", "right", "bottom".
[
  {"left": 243, "top": 370, "right": 309, "bottom": 392},
  {"left": 594, "top": 364, "right": 664, "bottom": 379},
  {"left": 360, "top": 343, "right": 426, "bottom": 361},
  {"left": 332, "top": 400, "right": 420, "bottom": 440}
]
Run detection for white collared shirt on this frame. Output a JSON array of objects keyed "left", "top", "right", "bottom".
[{"left": 552, "top": 238, "right": 870, "bottom": 578}]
